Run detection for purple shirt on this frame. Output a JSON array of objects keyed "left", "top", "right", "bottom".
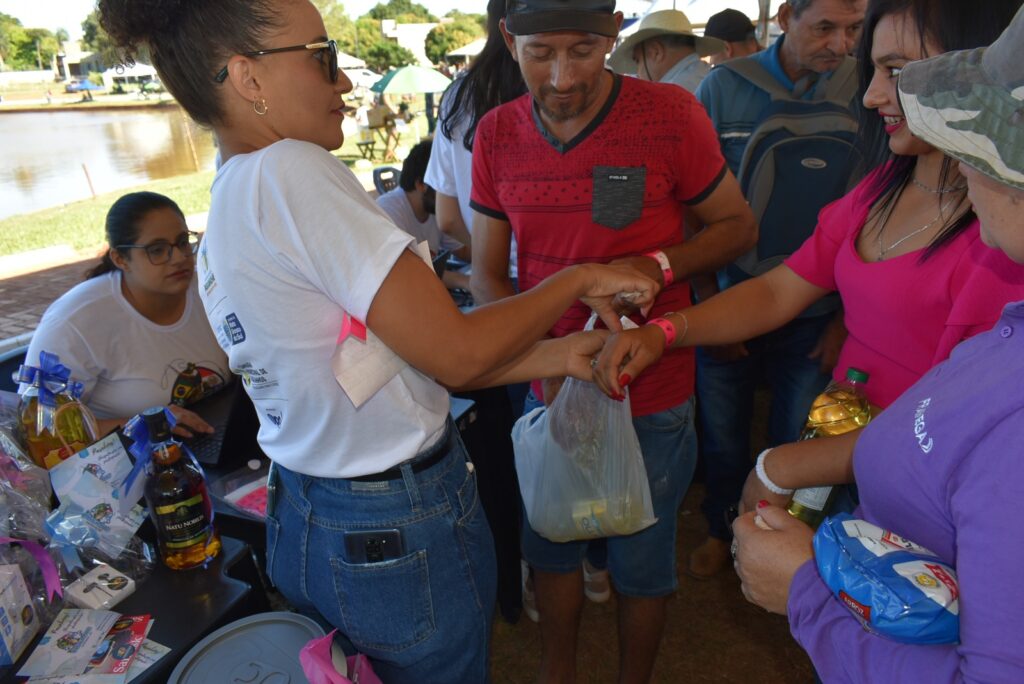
[{"left": 788, "top": 300, "right": 1024, "bottom": 682}]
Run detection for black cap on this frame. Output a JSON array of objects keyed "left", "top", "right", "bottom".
[
  {"left": 142, "top": 407, "right": 172, "bottom": 443},
  {"left": 704, "top": 9, "right": 755, "bottom": 43},
  {"left": 505, "top": 0, "right": 618, "bottom": 37}
]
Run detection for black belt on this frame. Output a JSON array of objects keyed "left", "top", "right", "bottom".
[{"left": 348, "top": 423, "right": 453, "bottom": 483}]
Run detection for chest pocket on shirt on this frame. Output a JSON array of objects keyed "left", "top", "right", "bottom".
[{"left": 592, "top": 166, "right": 646, "bottom": 230}]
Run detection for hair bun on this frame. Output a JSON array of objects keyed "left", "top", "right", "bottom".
[{"left": 99, "top": 0, "right": 189, "bottom": 51}]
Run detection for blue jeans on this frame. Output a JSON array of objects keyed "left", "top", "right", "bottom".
[
  {"left": 265, "top": 422, "right": 496, "bottom": 684},
  {"left": 521, "top": 396, "right": 698, "bottom": 597},
  {"left": 696, "top": 314, "right": 832, "bottom": 540}
]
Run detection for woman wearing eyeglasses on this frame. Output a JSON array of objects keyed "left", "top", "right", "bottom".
[
  {"left": 96, "top": 2, "right": 658, "bottom": 682},
  {"left": 25, "top": 191, "right": 228, "bottom": 439}
]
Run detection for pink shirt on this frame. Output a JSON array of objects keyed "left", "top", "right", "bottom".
[{"left": 786, "top": 168, "right": 1024, "bottom": 407}]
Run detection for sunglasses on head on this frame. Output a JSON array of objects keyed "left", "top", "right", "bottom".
[{"left": 213, "top": 39, "right": 338, "bottom": 84}]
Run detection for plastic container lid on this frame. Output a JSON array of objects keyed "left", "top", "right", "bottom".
[
  {"left": 845, "top": 367, "right": 869, "bottom": 383},
  {"left": 168, "top": 611, "right": 325, "bottom": 683}
]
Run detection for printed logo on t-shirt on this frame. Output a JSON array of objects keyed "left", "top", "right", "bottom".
[
  {"left": 236, "top": 362, "right": 279, "bottom": 392},
  {"left": 913, "top": 397, "right": 934, "bottom": 454},
  {"left": 169, "top": 362, "right": 227, "bottom": 406},
  {"left": 265, "top": 408, "right": 283, "bottom": 427},
  {"left": 203, "top": 271, "right": 216, "bottom": 297},
  {"left": 223, "top": 313, "right": 246, "bottom": 346}
]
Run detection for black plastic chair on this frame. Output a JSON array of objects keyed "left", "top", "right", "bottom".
[
  {"left": 0, "top": 344, "right": 29, "bottom": 393},
  {"left": 372, "top": 166, "right": 401, "bottom": 195}
]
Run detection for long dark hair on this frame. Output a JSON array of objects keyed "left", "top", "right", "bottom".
[
  {"left": 439, "top": 0, "right": 527, "bottom": 152},
  {"left": 86, "top": 192, "right": 186, "bottom": 279},
  {"left": 856, "top": 0, "right": 1021, "bottom": 259},
  {"left": 98, "top": 0, "right": 281, "bottom": 127}
]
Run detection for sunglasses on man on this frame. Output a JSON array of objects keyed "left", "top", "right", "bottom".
[{"left": 213, "top": 39, "right": 339, "bottom": 84}]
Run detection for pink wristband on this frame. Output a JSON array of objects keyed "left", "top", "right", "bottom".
[
  {"left": 643, "top": 250, "right": 674, "bottom": 287},
  {"left": 647, "top": 317, "right": 677, "bottom": 348}
]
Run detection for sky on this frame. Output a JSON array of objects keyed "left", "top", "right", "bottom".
[{"left": 0, "top": 0, "right": 488, "bottom": 40}]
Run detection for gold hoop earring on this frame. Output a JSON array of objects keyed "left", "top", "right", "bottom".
[{"left": 253, "top": 97, "right": 268, "bottom": 116}]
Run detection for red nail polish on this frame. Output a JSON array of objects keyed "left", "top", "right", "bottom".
[
  {"left": 619, "top": 374, "right": 632, "bottom": 387},
  {"left": 757, "top": 500, "right": 770, "bottom": 509}
]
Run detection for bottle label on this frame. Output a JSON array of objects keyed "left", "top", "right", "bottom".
[
  {"left": 154, "top": 493, "right": 211, "bottom": 549},
  {"left": 792, "top": 485, "right": 832, "bottom": 511}
]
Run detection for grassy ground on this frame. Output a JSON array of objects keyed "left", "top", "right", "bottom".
[{"left": 0, "top": 112, "right": 429, "bottom": 257}]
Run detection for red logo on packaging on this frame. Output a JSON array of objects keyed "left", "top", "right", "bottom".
[{"left": 839, "top": 591, "right": 871, "bottom": 621}]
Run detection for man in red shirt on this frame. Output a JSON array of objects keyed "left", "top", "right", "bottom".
[{"left": 470, "top": 2, "right": 757, "bottom": 680}]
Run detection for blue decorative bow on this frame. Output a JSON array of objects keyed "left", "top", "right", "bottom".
[
  {"left": 121, "top": 407, "right": 178, "bottom": 499},
  {"left": 15, "top": 350, "right": 85, "bottom": 434},
  {"left": 45, "top": 506, "right": 96, "bottom": 573}
]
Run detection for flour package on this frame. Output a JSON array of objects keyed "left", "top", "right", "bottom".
[{"left": 814, "top": 513, "right": 959, "bottom": 644}]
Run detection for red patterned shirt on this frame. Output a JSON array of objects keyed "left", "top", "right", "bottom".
[{"left": 472, "top": 74, "right": 726, "bottom": 415}]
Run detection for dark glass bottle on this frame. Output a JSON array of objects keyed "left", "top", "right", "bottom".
[{"left": 141, "top": 408, "right": 220, "bottom": 570}]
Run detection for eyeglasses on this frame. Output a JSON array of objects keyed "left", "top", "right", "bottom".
[
  {"left": 117, "top": 231, "right": 200, "bottom": 265},
  {"left": 213, "top": 39, "right": 338, "bottom": 84}
]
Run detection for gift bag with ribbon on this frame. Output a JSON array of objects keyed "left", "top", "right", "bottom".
[
  {"left": 512, "top": 315, "right": 656, "bottom": 543},
  {"left": 14, "top": 351, "right": 98, "bottom": 470},
  {"left": 300, "top": 629, "right": 382, "bottom": 684}
]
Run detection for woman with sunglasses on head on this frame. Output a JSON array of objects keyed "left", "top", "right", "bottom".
[
  {"left": 25, "top": 191, "right": 228, "bottom": 439},
  {"left": 731, "top": 6, "right": 1024, "bottom": 681},
  {"left": 96, "top": 2, "right": 657, "bottom": 682}
]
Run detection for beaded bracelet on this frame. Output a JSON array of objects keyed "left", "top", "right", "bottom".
[{"left": 755, "top": 448, "right": 794, "bottom": 496}]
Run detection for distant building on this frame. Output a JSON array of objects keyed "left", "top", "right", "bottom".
[{"left": 381, "top": 19, "right": 439, "bottom": 67}]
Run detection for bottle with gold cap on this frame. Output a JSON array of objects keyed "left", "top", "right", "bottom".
[{"left": 787, "top": 367, "right": 871, "bottom": 528}]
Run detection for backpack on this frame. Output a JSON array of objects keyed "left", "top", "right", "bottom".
[{"left": 720, "top": 56, "right": 865, "bottom": 278}]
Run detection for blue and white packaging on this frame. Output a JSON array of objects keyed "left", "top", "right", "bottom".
[{"left": 814, "top": 513, "right": 959, "bottom": 645}]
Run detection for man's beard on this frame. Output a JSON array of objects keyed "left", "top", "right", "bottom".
[{"left": 537, "top": 84, "right": 591, "bottom": 122}]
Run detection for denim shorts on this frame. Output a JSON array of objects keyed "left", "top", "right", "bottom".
[
  {"left": 520, "top": 397, "right": 698, "bottom": 597},
  {"left": 264, "top": 421, "right": 496, "bottom": 684}
]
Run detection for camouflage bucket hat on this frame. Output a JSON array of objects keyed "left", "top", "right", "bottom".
[{"left": 898, "top": 5, "right": 1024, "bottom": 190}]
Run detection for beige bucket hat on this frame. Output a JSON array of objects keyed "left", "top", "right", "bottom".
[
  {"left": 608, "top": 10, "right": 726, "bottom": 73},
  {"left": 898, "top": 5, "right": 1024, "bottom": 190}
]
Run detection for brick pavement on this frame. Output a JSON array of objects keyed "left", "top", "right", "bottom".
[{"left": 0, "top": 256, "right": 96, "bottom": 343}]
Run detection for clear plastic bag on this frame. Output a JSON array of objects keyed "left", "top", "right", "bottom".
[{"left": 512, "top": 321, "right": 656, "bottom": 543}]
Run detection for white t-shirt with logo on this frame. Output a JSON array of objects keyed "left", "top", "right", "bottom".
[
  {"left": 25, "top": 271, "right": 229, "bottom": 420},
  {"left": 375, "top": 187, "right": 461, "bottom": 254},
  {"left": 198, "top": 139, "right": 448, "bottom": 478}
]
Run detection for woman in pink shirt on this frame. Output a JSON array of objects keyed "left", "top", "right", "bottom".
[{"left": 593, "top": 0, "right": 1024, "bottom": 410}]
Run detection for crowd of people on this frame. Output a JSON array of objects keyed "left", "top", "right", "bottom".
[{"left": 18, "top": 0, "right": 1021, "bottom": 680}]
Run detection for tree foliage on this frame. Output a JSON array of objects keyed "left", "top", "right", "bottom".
[
  {"left": 363, "top": 40, "right": 416, "bottom": 73},
  {"left": 0, "top": 13, "right": 62, "bottom": 70},
  {"left": 424, "top": 17, "right": 484, "bottom": 65},
  {"left": 80, "top": 9, "right": 119, "bottom": 68},
  {"left": 368, "top": 0, "right": 436, "bottom": 22}
]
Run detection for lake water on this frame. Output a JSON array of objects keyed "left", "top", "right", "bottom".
[{"left": 0, "top": 108, "right": 217, "bottom": 221}]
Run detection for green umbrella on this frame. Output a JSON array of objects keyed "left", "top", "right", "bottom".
[{"left": 370, "top": 65, "right": 451, "bottom": 94}]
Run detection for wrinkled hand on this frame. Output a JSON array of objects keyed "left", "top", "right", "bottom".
[
  {"left": 592, "top": 324, "right": 666, "bottom": 398},
  {"left": 705, "top": 342, "right": 749, "bottom": 363},
  {"left": 577, "top": 263, "right": 660, "bottom": 332},
  {"left": 739, "top": 467, "right": 791, "bottom": 516},
  {"left": 561, "top": 329, "right": 611, "bottom": 384},
  {"left": 167, "top": 404, "right": 214, "bottom": 439},
  {"left": 808, "top": 313, "right": 847, "bottom": 375},
  {"left": 732, "top": 503, "right": 815, "bottom": 614}
]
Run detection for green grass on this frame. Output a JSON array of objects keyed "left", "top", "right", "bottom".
[
  {"left": 0, "top": 171, "right": 214, "bottom": 257},
  {"left": 0, "top": 112, "right": 430, "bottom": 257}
]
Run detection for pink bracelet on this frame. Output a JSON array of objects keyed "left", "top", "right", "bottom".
[
  {"left": 643, "top": 250, "right": 674, "bottom": 287},
  {"left": 646, "top": 317, "right": 677, "bottom": 348}
]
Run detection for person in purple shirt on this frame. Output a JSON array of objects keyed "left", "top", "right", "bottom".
[{"left": 731, "top": 4, "right": 1024, "bottom": 681}]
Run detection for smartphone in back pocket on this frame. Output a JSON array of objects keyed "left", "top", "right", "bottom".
[{"left": 344, "top": 529, "right": 405, "bottom": 564}]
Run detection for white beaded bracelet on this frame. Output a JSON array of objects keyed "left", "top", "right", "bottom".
[{"left": 755, "top": 448, "right": 794, "bottom": 496}]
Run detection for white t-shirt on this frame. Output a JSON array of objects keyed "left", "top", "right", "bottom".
[
  {"left": 376, "top": 187, "right": 461, "bottom": 254},
  {"left": 425, "top": 77, "right": 517, "bottom": 274},
  {"left": 198, "top": 139, "right": 449, "bottom": 478},
  {"left": 25, "top": 271, "right": 229, "bottom": 420}
]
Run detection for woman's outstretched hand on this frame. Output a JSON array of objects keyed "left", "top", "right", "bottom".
[
  {"left": 591, "top": 324, "right": 667, "bottom": 398},
  {"left": 576, "top": 263, "right": 660, "bottom": 332}
]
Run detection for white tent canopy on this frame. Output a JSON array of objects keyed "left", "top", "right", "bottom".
[
  {"left": 337, "top": 51, "right": 366, "bottom": 69},
  {"left": 619, "top": 0, "right": 786, "bottom": 36},
  {"left": 447, "top": 38, "right": 485, "bottom": 59},
  {"left": 101, "top": 61, "right": 157, "bottom": 90}
]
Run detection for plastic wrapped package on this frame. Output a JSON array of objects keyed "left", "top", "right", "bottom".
[{"left": 814, "top": 513, "right": 960, "bottom": 644}]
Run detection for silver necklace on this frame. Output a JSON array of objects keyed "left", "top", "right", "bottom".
[
  {"left": 911, "top": 176, "right": 967, "bottom": 194},
  {"left": 877, "top": 196, "right": 961, "bottom": 260}
]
